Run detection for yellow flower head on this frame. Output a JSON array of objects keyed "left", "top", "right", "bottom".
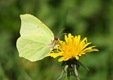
[{"left": 49, "top": 33, "right": 98, "bottom": 62}]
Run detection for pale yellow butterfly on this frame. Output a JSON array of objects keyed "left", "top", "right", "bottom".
[{"left": 16, "top": 14, "right": 56, "bottom": 62}]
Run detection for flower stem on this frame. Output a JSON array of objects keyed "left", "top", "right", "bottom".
[
  {"left": 76, "top": 77, "right": 80, "bottom": 80},
  {"left": 73, "top": 64, "right": 80, "bottom": 80},
  {"left": 57, "top": 70, "right": 64, "bottom": 80}
]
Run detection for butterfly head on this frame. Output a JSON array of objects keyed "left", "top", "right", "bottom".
[{"left": 54, "top": 36, "right": 59, "bottom": 41}]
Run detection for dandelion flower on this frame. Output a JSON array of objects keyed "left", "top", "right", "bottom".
[{"left": 49, "top": 33, "right": 98, "bottom": 62}]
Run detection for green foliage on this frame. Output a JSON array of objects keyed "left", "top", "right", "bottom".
[{"left": 0, "top": 0, "right": 113, "bottom": 80}]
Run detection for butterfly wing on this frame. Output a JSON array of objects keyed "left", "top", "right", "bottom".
[
  {"left": 16, "top": 14, "right": 54, "bottom": 61},
  {"left": 20, "top": 14, "right": 53, "bottom": 38}
]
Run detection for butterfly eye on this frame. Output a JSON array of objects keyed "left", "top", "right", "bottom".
[{"left": 54, "top": 36, "right": 59, "bottom": 40}]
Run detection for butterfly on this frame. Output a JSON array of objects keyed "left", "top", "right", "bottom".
[{"left": 16, "top": 14, "right": 56, "bottom": 62}]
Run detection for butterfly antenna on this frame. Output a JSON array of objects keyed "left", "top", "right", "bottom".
[
  {"left": 54, "top": 28, "right": 65, "bottom": 41},
  {"left": 63, "top": 33, "right": 67, "bottom": 35},
  {"left": 57, "top": 28, "right": 65, "bottom": 37}
]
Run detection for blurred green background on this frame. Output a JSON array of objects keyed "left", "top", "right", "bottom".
[{"left": 0, "top": 0, "right": 113, "bottom": 80}]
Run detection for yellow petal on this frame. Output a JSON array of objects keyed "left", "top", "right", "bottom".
[
  {"left": 58, "top": 57, "right": 69, "bottom": 62},
  {"left": 48, "top": 52, "right": 63, "bottom": 58},
  {"left": 75, "top": 56, "right": 79, "bottom": 60}
]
